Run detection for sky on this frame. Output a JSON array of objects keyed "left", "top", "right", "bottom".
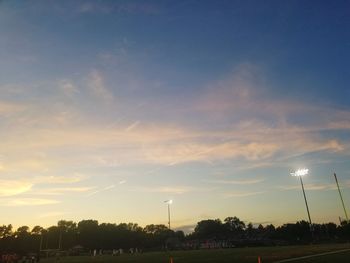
[{"left": 0, "top": 0, "right": 350, "bottom": 232}]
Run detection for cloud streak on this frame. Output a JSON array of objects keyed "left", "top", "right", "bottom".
[
  {"left": 203, "top": 178, "right": 264, "bottom": 185},
  {"left": 88, "top": 70, "right": 113, "bottom": 102},
  {"left": 35, "top": 186, "right": 94, "bottom": 196},
  {"left": 0, "top": 180, "right": 32, "bottom": 197},
  {"left": 0, "top": 64, "right": 349, "bottom": 181},
  {"left": 37, "top": 211, "right": 66, "bottom": 219},
  {"left": 132, "top": 185, "right": 215, "bottom": 195},
  {"left": 0, "top": 101, "right": 26, "bottom": 116},
  {"left": 78, "top": 2, "right": 161, "bottom": 15},
  {"left": 87, "top": 184, "right": 116, "bottom": 197},
  {"left": 0, "top": 113, "right": 348, "bottom": 173},
  {"left": 0, "top": 198, "right": 60, "bottom": 207},
  {"left": 223, "top": 191, "right": 266, "bottom": 198},
  {"left": 278, "top": 180, "right": 350, "bottom": 191}
]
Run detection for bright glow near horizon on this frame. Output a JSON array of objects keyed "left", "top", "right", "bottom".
[{"left": 0, "top": 1, "right": 349, "bottom": 231}]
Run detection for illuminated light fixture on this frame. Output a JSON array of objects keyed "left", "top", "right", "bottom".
[
  {"left": 291, "top": 168, "right": 309, "bottom": 177},
  {"left": 165, "top": 199, "right": 173, "bottom": 205}
]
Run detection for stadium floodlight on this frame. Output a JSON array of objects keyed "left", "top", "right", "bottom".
[
  {"left": 165, "top": 199, "right": 173, "bottom": 205},
  {"left": 290, "top": 168, "right": 309, "bottom": 177},
  {"left": 291, "top": 168, "right": 313, "bottom": 237},
  {"left": 164, "top": 200, "right": 172, "bottom": 229}
]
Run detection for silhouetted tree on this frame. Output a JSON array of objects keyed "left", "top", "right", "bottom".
[
  {"left": 77, "top": 220, "right": 99, "bottom": 249},
  {"left": 0, "top": 216, "right": 349, "bottom": 254},
  {"left": 58, "top": 220, "right": 77, "bottom": 249},
  {"left": 194, "top": 219, "right": 225, "bottom": 239}
]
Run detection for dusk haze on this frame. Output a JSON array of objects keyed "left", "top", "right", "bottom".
[{"left": 0, "top": 0, "right": 349, "bottom": 239}]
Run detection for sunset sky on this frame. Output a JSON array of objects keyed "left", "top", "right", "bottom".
[{"left": 0, "top": 0, "right": 350, "bottom": 232}]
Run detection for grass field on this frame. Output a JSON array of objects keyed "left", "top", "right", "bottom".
[
  {"left": 294, "top": 251, "right": 350, "bottom": 263},
  {"left": 40, "top": 243, "right": 350, "bottom": 263}
]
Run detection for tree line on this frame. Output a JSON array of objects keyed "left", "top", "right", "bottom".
[{"left": 0, "top": 217, "right": 350, "bottom": 254}]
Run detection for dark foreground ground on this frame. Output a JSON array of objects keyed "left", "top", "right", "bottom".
[{"left": 40, "top": 243, "right": 350, "bottom": 263}]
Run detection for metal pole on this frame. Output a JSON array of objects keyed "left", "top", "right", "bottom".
[
  {"left": 46, "top": 234, "right": 49, "bottom": 249},
  {"left": 39, "top": 233, "right": 43, "bottom": 251},
  {"left": 334, "top": 173, "right": 349, "bottom": 222},
  {"left": 168, "top": 203, "right": 171, "bottom": 230},
  {"left": 58, "top": 228, "right": 62, "bottom": 250},
  {"left": 299, "top": 176, "right": 313, "bottom": 236}
]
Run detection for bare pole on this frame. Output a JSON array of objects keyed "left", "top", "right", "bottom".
[
  {"left": 164, "top": 200, "right": 172, "bottom": 230},
  {"left": 58, "top": 228, "right": 62, "bottom": 250},
  {"left": 168, "top": 203, "right": 171, "bottom": 230},
  {"left": 334, "top": 173, "right": 349, "bottom": 223},
  {"left": 299, "top": 176, "right": 312, "bottom": 226},
  {"left": 299, "top": 176, "right": 313, "bottom": 237},
  {"left": 39, "top": 233, "right": 43, "bottom": 251}
]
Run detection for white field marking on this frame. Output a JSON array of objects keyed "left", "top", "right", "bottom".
[{"left": 273, "top": 248, "right": 350, "bottom": 263}]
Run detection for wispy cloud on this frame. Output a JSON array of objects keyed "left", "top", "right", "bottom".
[
  {"left": 140, "top": 186, "right": 192, "bottom": 195},
  {"left": 203, "top": 178, "right": 264, "bottom": 185},
  {"left": 61, "top": 80, "right": 79, "bottom": 97},
  {"left": 0, "top": 0, "right": 348, "bottom": 228},
  {"left": 32, "top": 174, "right": 87, "bottom": 184},
  {"left": 35, "top": 186, "right": 94, "bottom": 196},
  {"left": 0, "top": 174, "right": 89, "bottom": 208},
  {"left": 117, "top": 2, "right": 161, "bottom": 15},
  {"left": 125, "top": 121, "right": 140, "bottom": 132},
  {"left": 37, "top": 211, "right": 66, "bottom": 219},
  {"left": 88, "top": 70, "right": 113, "bottom": 101},
  {"left": 133, "top": 185, "right": 214, "bottom": 195},
  {"left": 78, "top": 2, "right": 109, "bottom": 13},
  {"left": 0, "top": 198, "right": 60, "bottom": 207},
  {"left": 1, "top": 120, "right": 347, "bottom": 172},
  {"left": 278, "top": 181, "right": 350, "bottom": 191},
  {"left": 0, "top": 101, "right": 26, "bottom": 116},
  {"left": 78, "top": 2, "right": 161, "bottom": 15},
  {"left": 223, "top": 191, "right": 266, "bottom": 198},
  {"left": 0, "top": 64, "right": 349, "bottom": 175},
  {"left": 87, "top": 184, "right": 116, "bottom": 197},
  {"left": 0, "top": 180, "right": 32, "bottom": 197}
]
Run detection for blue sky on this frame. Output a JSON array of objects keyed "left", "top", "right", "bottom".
[{"left": 0, "top": 0, "right": 350, "bottom": 231}]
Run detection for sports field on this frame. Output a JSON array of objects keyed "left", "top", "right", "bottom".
[{"left": 40, "top": 243, "right": 350, "bottom": 263}]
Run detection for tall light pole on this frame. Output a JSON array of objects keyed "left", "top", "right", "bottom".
[
  {"left": 58, "top": 228, "right": 62, "bottom": 250},
  {"left": 291, "top": 168, "right": 313, "bottom": 237},
  {"left": 334, "top": 173, "right": 349, "bottom": 223},
  {"left": 164, "top": 200, "right": 173, "bottom": 230},
  {"left": 39, "top": 232, "right": 43, "bottom": 251}
]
